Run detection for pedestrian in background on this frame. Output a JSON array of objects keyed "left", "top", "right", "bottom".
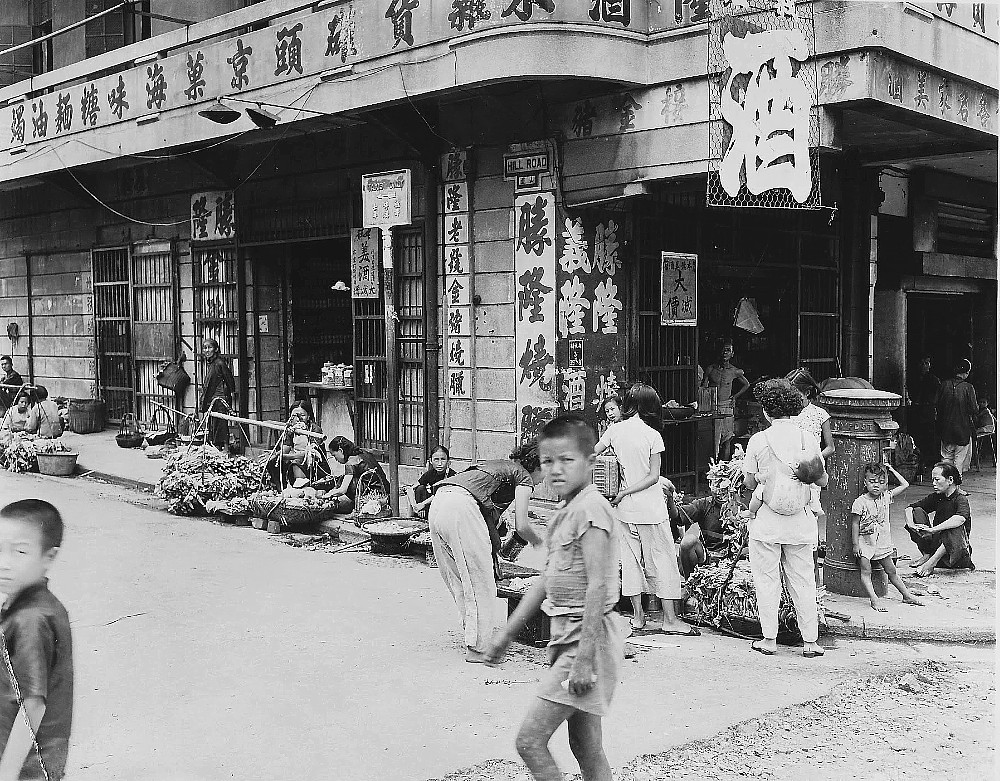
[
  {"left": 935, "top": 359, "right": 978, "bottom": 474},
  {"left": 0, "top": 500, "right": 73, "bottom": 781},
  {"left": 702, "top": 341, "right": 750, "bottom": 461},
  {"left": 595, "top": 383, "right": 698, "bottom": 636},
  {"left": 200, "top": 338, "right": 235, "bottom": 452},
  {"left": 0, "top": 355, "right": 23, "bottom": 415},
  {"left": 741, "top": 378, "right": 827, "bottom": 658},
  {"left": 907, "top": 356, "right": 940, "bottom": 481}
]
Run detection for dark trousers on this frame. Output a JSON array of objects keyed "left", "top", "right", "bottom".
[
  {"left": 907, "top": 507, "right": 974, "bottom": 569},
  {"left": 910, "top": 406, "right": 938, "bottom": 476},
  {"left": 207, "top": 414, "right": 230, "bottom": 451}
]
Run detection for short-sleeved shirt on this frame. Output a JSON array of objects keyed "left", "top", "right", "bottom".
[
  {"left": 417, "top": 467, "right": 457, "bottom": 496},
  {"left": 542, "top": 485, "right": 621, "bottom": 618},
  {"left": 908, "top": 489, "right": 972, "bottom": 537},
  {"left": 742, "top": 419, "right": 822, "bottom": 545},
  {"left": 674, "top": 496, "right": 728, "bottom": 552},
  {"left": 344, "top": 451, "right": 389, "bottom": 502},
  {"left": 27, "top": 400, "right": 63, "bottom": 439},
  {"left": 793, "top": 402, "right": 830, "bottom": 445},
  {"left": 851, "top": 493, "right": 892, "bottom": 536},
  {"left": 597, "top": 415, "right": 668, "bottom": 525},
  {"left": 437, "top": 460, "right": 533, "bottom": 512},
  {"left": 0, "top": 581, "right": 73, "bottom": 781}
]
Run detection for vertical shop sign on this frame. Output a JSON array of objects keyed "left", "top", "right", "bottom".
[
  {"left": 707, "top": 0, "right": 821, "bottom": 208},
  {"left": 660, "top": 252, "right": 697, "bottom": 326},
  {"left": 443, "top": 154, "right": 473, "bottom": 401},
  {"left": 350, "top": 228, "right": 379, "bottom": 298},
  {"left": 514, "top": 192, "right": 558, "bottom": 442},
  {"left": 190, "top": 191, "right": 236, "bottom": 240},
  {"left": 362, "top": 169, "right": 412, "bottom": 228}
]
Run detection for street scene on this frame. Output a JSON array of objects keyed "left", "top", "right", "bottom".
[{"left": 0, "top": 0, "right": 996, "bottom": 779}]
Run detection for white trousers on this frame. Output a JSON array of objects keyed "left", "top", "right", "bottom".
[
  {"left": 429, "top": 486, "right": 496, "bottom": 652},
  {"left": 748, "top": 539, "right": 819, "bottom": 643},
  {"left": 940, "top": 440, "right": 973, "bottom": 474},
  {"left": 618, "top": 521, "right": 682, "bottom": 600}
]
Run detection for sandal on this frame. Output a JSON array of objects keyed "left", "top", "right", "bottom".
[
  {"left": 660, "top": 626, "right": 701, "bottom": 637},
  {"left": 751, "top": 641, "right": 775, "bottom": 656}
]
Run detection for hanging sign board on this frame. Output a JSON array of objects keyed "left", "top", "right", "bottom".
[
  {"left": 350, "top": 228, "right": 379, "bottom": 299},
  {"left": 504, "top": 152, "right": 550, "bottom": 180},
  {"left": 361, "top": 169, "right": 412, "bottom": 229},
  {"left": 190, "top": 190, "right": 236, "bottom": 240},
  {"left": 660, "top": 252, "right": 698, "bottom": 327}
]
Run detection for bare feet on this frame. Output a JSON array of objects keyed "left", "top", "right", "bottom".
[
  {"left": 903, "top": 595, "right": 925, "bottom": 606},
  {"left": 909, "top": 554, "right": 931, "bottom": 569},
  {"left": 630, "top": 616, "right": 646, "bottom": 631},
  {"left": 870, "top": 599, "right": 888, "bottom": 613},
  {"left": 915, "top": 565, "right": 936, "bottom": 578}
]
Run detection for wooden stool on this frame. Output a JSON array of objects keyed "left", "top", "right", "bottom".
[{"left": 973, "top": 432, "right": 996, "bottom": 471}]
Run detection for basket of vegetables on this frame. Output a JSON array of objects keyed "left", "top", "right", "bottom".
[
  {"left": 245, "top": 488, "right": 341, "bottom": 528},
  {"left": 157, "top": 446, "right": 267, "bottom": 515},
  {"left": 34, "top": 439, "right": 77, "bottom": 477},
  {"left": 409, "top": 530, "right": 436, "bottom": 566},
  {"left": 364, "top": 518, "right": 428, "bottom": 555}
]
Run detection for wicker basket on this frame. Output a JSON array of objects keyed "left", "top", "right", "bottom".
[
  {"left": 35, "top": 451, "right": 78, "bottom": 477},
  {"left": 245, "top": 496, "right": 340, "bottom": 528},
  {"left": 364, "top": 518, "right": 427, "bottom": 555}
]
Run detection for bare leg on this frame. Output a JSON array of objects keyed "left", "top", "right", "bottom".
[
  {"left": 629, "top": 595, "right": 645, "bottom": 630},
  {"left": 857, "top": 557, "right": 886, "bottom": 612},
  {"left": 678, "top": 532, "right": 706, "bottom": 579},
  {"left": 908, "top": 552, "right": 931, "bottom": 568},
  {"left": 567, "top": 711, "right": 613, "bottom": 781},
  {"left": 515, "top": 699, "right": 577, "bottom": 781},
  {"left": 917, "top": 543, "right": 948, "bottom": 577},
  {"left": 881, "top": 557, "right": 924, "bottom": 605}
]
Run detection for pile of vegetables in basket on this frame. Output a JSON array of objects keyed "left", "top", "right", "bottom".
[
  {"left": 683, "top": 447, "right": 806, "bottom": 636},
  {"left": 0, "top": 433, "right": 71, "bottom": 473},
  {"left": 157, "top": 446, "right": 268, "bottom": 515}
]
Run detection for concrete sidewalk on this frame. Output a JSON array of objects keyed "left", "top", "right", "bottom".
[{"left": 50, "top": 428, "right": 997, "bottom": 644}]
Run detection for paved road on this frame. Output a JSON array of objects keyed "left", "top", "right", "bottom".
[{"left": 0, "top": 474, "right": 992, "bottom": 780}]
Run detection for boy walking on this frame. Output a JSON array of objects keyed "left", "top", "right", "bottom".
[
  {"left": 485, "top": 417, "right": 624, "bottom": 781},
  {"left": 0, "top": 500, "right": 72, "bottom": 781}
]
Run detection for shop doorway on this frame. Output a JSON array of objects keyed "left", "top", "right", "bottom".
[
  {"left": 92, "top": 244, "right": 179, "bottom": 422},
  {"left": 906, "top": 293, "right": 974, "bottom": 380}
]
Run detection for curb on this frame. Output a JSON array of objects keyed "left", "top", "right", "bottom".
[
  {"left": 76, "top": 467, "right": 157, "bottom": 494},
  {"left": 823, "top": 615, "right": 995, "bottom": 645}
]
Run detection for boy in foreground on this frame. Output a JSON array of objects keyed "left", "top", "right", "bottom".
[
  {"left": 485, "top": 416, "right": 624, "bottom": 781},
  {"left": 0, "top": 500, "right": 73, "bottom": 781}
]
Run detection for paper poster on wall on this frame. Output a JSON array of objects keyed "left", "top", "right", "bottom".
[
  {"left": 350, "top": 227, "right": 379, "bottom": 298},
  {"left": 660, "top": 252, "right": 698, "bottom": 327},
  {"left": 514, "top": 191, "right": 558, "bottom": 443}
]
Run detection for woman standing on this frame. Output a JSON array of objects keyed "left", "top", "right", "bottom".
[
  {"left": 595, "top": 383, "right": 698, "bottom": 636},
  {"left": 429, "top": 443, "right": 545, "bottom": 662},
  {"left": 742, "top": 378, "right": 828, "bottom": 658}
]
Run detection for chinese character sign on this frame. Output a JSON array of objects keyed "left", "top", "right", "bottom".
[
  {"left": 362, "top": 169, "right": 412, "bottom": 228},
  {"left": 707, "top": 0, "right": 821, "bottom": 208},
  {"left": 190, "top": 191, "right": 236, "bottom": 240},
  {"left": 351, "top": 228, "right": 379, "bottom": 298},
  {"left": 514, "top": 192, "right": 558, "bottom": 441},
  {"left": 660, "top": 252, "right": 697, "bottom": 326},
  {"left": 444, "top": 159, "right": 474, "bottom": 403}
]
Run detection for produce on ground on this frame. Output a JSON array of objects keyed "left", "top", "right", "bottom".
[
  {"left": 157, "top": 446, "right": 268, "bottom": 515},
  {"left": 0, "top": 433, "right": 70, "bottom": 473}
]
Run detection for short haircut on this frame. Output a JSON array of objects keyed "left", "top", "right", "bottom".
[
  {"left": 15, "top": 388, "right": 32, "bottom": 404},
  {"left": 753, "top": 378, "right": 804, "bottom": 419},
  {"left": 538, "top": 415, "right": 597, "bottom": 457},
  {"left": 932, "top": 461, "right": 963, "bottom": 485},
  {"left": 0, "top": 499, "right": 64, "bottom": 550},
  {"left": 34, "top": 384, "right": 48, "bottom": 401},
  {"left": 602, "top": 395, "right": 623, "bottom": 412},
  {"left": 289, "top": 399, "right": 314, "bottom": 420},
  {"left": 509, "top": 440, "right": 541, "bottom": 473},
  {"left": 0, "top": 355, "right": 10, "bottom": 364},
  {"left": 862, "top": 462, "right": 887, "bottom": 480},
  {"left": 954, "top": 359, "right": 972, "bottom": 376},
  {"left": 328, "top": 435, "right": 359, "bottom": 456},
  {"left": 430, "top": 444, "right": 450, "bottom": 458}
]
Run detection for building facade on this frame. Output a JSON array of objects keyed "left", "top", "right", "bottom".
[{"left": 0, "top": 0, "right": 995, "bottom": 489}]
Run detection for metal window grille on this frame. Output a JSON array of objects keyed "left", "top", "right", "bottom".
[
  {"left": 92, "top": 246, "right": 134, "bottom": 421},
  {"left": 132, "top": 242, "right": 178, "bottom": 425},
  {"left": 193, "top": 246, "right": 239, "bottom": 408}
]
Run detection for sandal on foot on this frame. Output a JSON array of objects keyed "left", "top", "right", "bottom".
[
  {"left": 751, "top": 641, "right": 775, "bottom": 656},
  {"left": 802, "top": 647, "right": 826, "bottom": 658},
  {"left": 660, "top": 626, "right": 701, "bottom": 637}
]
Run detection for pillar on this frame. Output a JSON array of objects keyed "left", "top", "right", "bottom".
[{"left": 820, "top": 389, "right": 902, "bottom": 597}]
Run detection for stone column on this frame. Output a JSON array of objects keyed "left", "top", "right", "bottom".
[{"left": 819, "top": 389, "right": 902, "bottom": 597}]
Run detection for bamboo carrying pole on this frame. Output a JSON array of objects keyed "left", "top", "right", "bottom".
[{"left": 206, "top": 410, "right": 327, "bottom": 440}]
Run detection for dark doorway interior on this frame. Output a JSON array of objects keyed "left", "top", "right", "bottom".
[{"left": 905, "top": 293, "right": 974, "bottom": 383}]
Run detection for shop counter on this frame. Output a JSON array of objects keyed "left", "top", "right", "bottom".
[
  {"left": 292, "top": 382, "right": 355, "bottom": 442},
  {"left": 660, "top": 410, "right": 730, "bottom": 496}
]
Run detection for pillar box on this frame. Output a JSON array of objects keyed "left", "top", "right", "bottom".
[{"left": 819, "top": 389, "right": 902, "bottom": 597}]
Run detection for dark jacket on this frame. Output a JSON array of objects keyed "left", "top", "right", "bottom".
[
  {"left": 200, "top": 355, "right": 235, "bottom": 413},
  {"left": 935, "top": 378, "right": 978, "bottom": 445}
]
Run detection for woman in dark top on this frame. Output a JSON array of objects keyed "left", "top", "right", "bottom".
[
  {"left": 318, "top": 436, "right": 389, "bottom": 514},
  {"left": 406, "top": 445, "right": 457, "bottom": 518},
  {"left": 429, "top": 442, "right": 545, "bottom": 663},
  {"left": 904, "top": 461, "right": 974, "bottom": 577}
]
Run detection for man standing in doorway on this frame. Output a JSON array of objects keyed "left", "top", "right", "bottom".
[
  {"left": 0, "top": 355, "right": 24, "bottom": 414},
  {"left": 702, "top": 340, "right": 750, "bottom": 461},
  {"left": 907, "top": 356, "right": 940, "bottom": 481},
  {"left": 201, "top": 338, "right": 235, "bottom": 452},
  {"left": 935, "top": 359, "right": 978, "bottom": 474}
]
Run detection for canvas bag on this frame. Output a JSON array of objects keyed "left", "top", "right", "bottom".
[{"left": 762, "top": 429, "right": 812, "bottom": 516}]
